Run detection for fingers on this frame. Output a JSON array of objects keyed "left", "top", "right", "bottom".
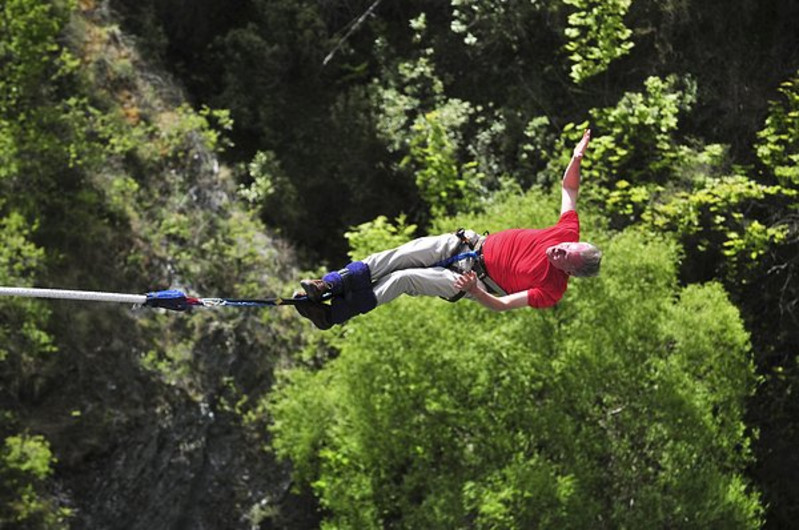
[
  {"left": 573, "top": 129, "right": 591, "bottom": 158},
  {"left": 455, "top": 271, "right": 478, "bottom": 292}
]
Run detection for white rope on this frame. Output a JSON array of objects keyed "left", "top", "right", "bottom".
[{"left": 0, "top": 287, "right": 146, "bottom": 305}]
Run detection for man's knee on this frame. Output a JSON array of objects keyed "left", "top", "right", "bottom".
[
  {"left": 390, "top": 269, "right": 459, "bottom": 299},
  {"left": 389, "top": 270, "right": 424, "bottom": 296}
]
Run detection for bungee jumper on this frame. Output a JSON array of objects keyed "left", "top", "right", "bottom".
[
  {"left": 294, "top": 129, "right": 602, "bottom": 330},
  {"left": 0, "top": 131, "right": 600, "bottom": 323}
]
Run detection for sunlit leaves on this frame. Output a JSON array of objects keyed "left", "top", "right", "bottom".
[
  {"left": 0, "top": 434, "right": 71, "bottom": 528},
  {"left": 643, "top": 175, "right": 794, "bottom": 277},
  {"left": 402, "top": 105, "right": 486, "bottom": 217},
  {"left": 344, "top": 215, "right": 416, "bottom": 261},
  {"left": 563, "top": 0, "right": 635, "bottom": 84},
  {"left": 450, "top": 0, "right": 543, "bottom": 48},
  {"left": 371, "top": 41, "right": 487, "bottom": 218},
  {"left": 756, "top": 72, "right": 799, "bottom": 188},
  {"left": 0, "top": 0, "right": 77, "bottom": 109}
]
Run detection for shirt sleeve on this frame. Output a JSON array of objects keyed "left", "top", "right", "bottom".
[
  {"left": 558, "top": 210, "right": 580, "bottom": 239},
  {"left": 527, "top": 287, "right": 562, "bottom": 308}
]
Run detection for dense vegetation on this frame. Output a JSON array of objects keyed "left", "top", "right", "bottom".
[
  {"left": 1, "top": 0, "right": 797, "bottom": 528},
  {"left": 1, "top": 1, "right": 313, "bottom": 527},
  {"left": 271, "top": 196, "right": 763, "bottom": 528}
]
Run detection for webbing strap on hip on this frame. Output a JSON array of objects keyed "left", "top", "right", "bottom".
[{"left": 440, "top": 229, "right": 506, "bottom": 301}]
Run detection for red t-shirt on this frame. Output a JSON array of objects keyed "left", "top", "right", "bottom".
[{"left": 481, "top": 210, "right": 580, "bottom": 308}]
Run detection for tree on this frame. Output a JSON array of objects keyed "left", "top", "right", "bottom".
[
  {"left": 0, "top": 1, "right": 77, "bottom": 525},
  {"left": 269, "top": 191, "right": 762, "bottom": 529}
]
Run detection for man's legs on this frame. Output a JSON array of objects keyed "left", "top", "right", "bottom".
[
  {"left": 294, "top": 267, "right": 375, "bottom": 330},
  {"left": 296, "top": 230, "right": 480, "bottom": 328},
  {"left": 371, "top": 267, "right": 461, "bottom": 305},
  {"left": 363, "top": 232, "right": 475, "bottom": 281},
  {"left": 302, "top": 231, "right": 477, "bottom": 300}
]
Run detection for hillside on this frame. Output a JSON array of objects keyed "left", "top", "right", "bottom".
[
  {"left": 1, "top": 1, "right": 321, "bottom": 527},
  {"left": 2, "top": 1, "right": 798, "bottom": 528}
]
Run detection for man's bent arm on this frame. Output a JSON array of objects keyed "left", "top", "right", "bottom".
[
  {"left": 470, "top": 288, "right": 528, "bottom": 312},
  {"left": 454, "top": 272, "right": 528, "bottom": 312}
]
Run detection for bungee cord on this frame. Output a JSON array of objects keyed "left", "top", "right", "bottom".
[
  {"left": 0, "top": 286, "right": 321, "bottom": 312},
  {"left": 0, "top": 250, "right": 477, "bottom": 312}
]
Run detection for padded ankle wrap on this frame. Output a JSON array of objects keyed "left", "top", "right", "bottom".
[
  {"left": 330, "top": 290, "right": 378, "bottom": 324},
  {"left": 322, "top": 261, "right": 373, "bottom": 296},
  {"left": 324, "top": 261, "right": 377, "bottom": 324}
]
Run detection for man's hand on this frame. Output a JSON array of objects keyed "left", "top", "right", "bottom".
[
  {"left": 572, "top": 128, "right": 591, "bottom": 159},
  {"left": 454, "top": 271, "right": 479, "bottom": 293}
]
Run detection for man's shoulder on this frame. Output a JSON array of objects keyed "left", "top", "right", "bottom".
[
  {"left": 552, "top": 209, "right": 579, "bottom": 240},
  {"left": 557, "top": 209, "right": 579, "bottom": 229},
  {"left": 558, "top": 209, "right": 579, "bottom": 221}
]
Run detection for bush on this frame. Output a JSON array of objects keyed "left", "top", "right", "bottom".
[{"left": 269, "top": 190, "right": 762, "bottom": 529}]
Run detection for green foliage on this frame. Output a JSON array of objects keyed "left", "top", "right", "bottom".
[
  {"left": 3, "top": 435, "right": 53, "bottom": 480},
  {"left": 584, "top": 75, "right": 697, "bottom": 183},
  {"left": 0, "top": 212, "right": 44, "bottom": 284},
  {"left": 547, "top": 76, "right": 704, "bottom": 227},
  {"left": 0, "top": 0, "right": 77, "bottom": 106},
  {"left": 590, "top": 75, "right": 697, "bottom": 165},
  {"left": 0, "top": 0, "right": 79, "bottom": 188},
  {"left": 0, "top": 212, "right": 53, "bottom": 369},
  {"left": 0, "top": 0, "right": 67, "bottom": 405},
  {"left": 372, "top": 23, "right": 448, "bottom": 153},
  {"left": 563, "top": 0, "right": 635, "bottom": 84},
  {"left": 344, "top": 215, "right": 416, "bottom": 262},
  {"left": 756, "top": 72, "right": 799, "bottom": 187},
  {"left": 643, "top": 175, "right": 793, "bottom": 276},
  {"left": 270, "top": 190, "right": 762, "bottom": 529},
  {"left": 96, "top": 1, "right": 799, "bottom": 526},
  {"left": 402, "top": 104, "right": 485, "bottom": 217},
  {"left": 0, "top": 434, "right": 71, "bottom": 528},
  {"left": 374, "top": 20, "right": 490, "bottom": 219},
  {"left": 0, "top": 28, "right": 75, "bottom": 530},
  {"left": 449, "top": 0, "right": 545, "bottom": 48},
  {"left": 155, "top": 104, "right": 233, "bottom": 161},
  {"left": 239, "top": 151, "right": 281, "bottom": 205},
  {"left": 0, "top": 3, "right": 309, "bottom": 526},
  {"left": 546, "top": 68, "right": 796, "bottom": 300},
  {"left": 1, "top": 0, "right": 797, "bottom": 525}
]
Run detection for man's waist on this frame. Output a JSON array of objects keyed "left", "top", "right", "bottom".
[{"left": 472, "top": 237, "right": 506, "bottom": 296}]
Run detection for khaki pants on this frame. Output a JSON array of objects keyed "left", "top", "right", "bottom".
[{"left": 363, "top": 230, "right": 491, "bottom": 306}]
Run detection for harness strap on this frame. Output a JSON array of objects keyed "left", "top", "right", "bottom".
[
  {"left": 446, "top": 290, "right": 467, "bottom": 303},
  {"left": 434, "top": 250, "right": 481, "bottom": 269},
  {"left": 455, "top": 228, "right": 475, "bottom": 250},
  {"left": 440, "top": 229, "right": 506, "bottom": 302},
  {"left": 473, "top": 257, "right": 506, "bottom": 296}
]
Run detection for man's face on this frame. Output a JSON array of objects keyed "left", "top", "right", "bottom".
[{"left": 546, "top": 242, "right": 593, "bottom": 275}]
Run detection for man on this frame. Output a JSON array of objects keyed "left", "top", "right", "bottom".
[{"left": 295, "top": 129, "right": 601, "bottom": 330}]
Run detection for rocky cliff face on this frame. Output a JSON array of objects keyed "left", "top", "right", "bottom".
[{"left": 38, "top": 307, "right": 320, "bottom": 529}]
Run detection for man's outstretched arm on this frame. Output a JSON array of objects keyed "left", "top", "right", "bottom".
[{"left": 561, "top": 128, "right": 591, "bottom": 215}]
